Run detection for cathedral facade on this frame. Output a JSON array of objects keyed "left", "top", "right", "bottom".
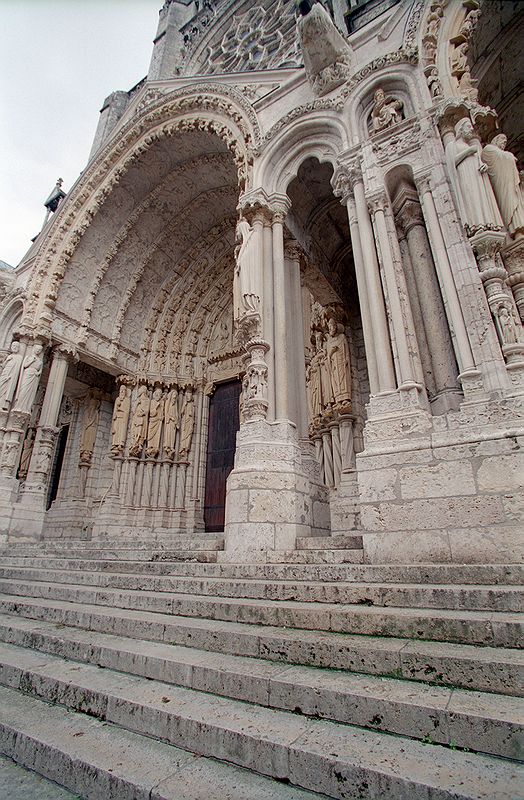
[{"left": 0, "top": 0, "right": 522, "bottom": 565}]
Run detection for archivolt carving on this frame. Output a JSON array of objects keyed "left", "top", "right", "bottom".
[
  {"left": 110, "top": 185, "right": 238, "bottom": 357},
  {"left": 23, "top": 89, "right": 258, "bottom": 332}
]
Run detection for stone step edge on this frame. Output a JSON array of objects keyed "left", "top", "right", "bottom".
[
  {"left": 0, "top": 685, "right": 328, "bottom": 800},
  {"left": 2, "top": 564, "right": 522, "bottom": 595},
  {"left": 0, "top": 565, "right": 521, "bottom": 613},
  {"left": 0, "top": 578, "right": 520, "bottom": 650},
  {"left": 0, "top": 597, "right": 521, "bottom": 696},
  {"left": 1, "top": 556, "right": 522, "bottom": 584},
  {"left": 0, "top": 617, "right": 520, "bottom": 759},
  {"left": 0, "top": 648, "right": 521, "bottom": 800}
]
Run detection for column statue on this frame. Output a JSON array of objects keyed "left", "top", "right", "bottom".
[
  {"left": 0, "top": 341, "right": 23, "bottom": 412},
  {"left": 13, "top": 344, "right": 44, "bottom": 413},
  {"left": 79, "top": 393, "right": 100, "bottom": 463},
  {"left": 178, "top": 390, "right": 195, "bottom": 460},
  {"left": 481, "top": 134, "right": 524, "bottom": 239},
  {"left": 446, "top": 119, "right": 503, "bottom": 233},
  {"left": 111, "top": 385, "right": 131, "bottom": 456},
  {"left": 306, "top": 331, "right": 324, "bottom": 421},
  {"left": 233, "top": 217, "right": 259, "bottom": 320},
  {"left": 128, "top": 385, "right": 150, "bottom": 457},
  {"left": 163, "top": 387, "right": 180, "bottom": 458},
  {"left": 325, "top": 317, "right": 352, "bottom": 408},
  {"left": 146, "top": 387, "right": 164, "bottom": 458}
]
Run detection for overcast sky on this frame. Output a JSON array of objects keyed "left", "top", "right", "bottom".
[{"left": 0, "top": 0, "right": 161, "bottom": 267}]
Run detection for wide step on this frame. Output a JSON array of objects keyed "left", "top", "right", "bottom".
[
  {"left": 0, "top": 686, "right": 325, "bottom": 800},
  {"left": 0, "top": 596, "right": 521, "bottom": 696},
  {"left": 0, "top": 618, "right": 520, "bottom": 758},
  {"left": 0, "top": 647, "right": 521, "bottom": 799}
]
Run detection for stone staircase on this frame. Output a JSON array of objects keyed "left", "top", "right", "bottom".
[{"left": 0, "top": 540, "right": 522, "bottom": 799}]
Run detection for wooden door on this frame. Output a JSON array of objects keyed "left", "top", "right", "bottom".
[{"left": 204, "top": 380, "right": 241, "bottom": 532}]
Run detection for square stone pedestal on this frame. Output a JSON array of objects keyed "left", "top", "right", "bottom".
[{"left": 222, "top": 419, "right": 329, "bottom": 563}]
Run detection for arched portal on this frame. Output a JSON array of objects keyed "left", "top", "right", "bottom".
[
  {"left": 19, "top": 125, "right": 245, "bottom": 539},
  {"left": 285, "top": 156, "right": 368, "bottom": 490}
]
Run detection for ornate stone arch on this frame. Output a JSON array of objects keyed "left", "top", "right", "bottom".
[
  {"left": 22, "top": 85, "right": 260, "bottom": 337},
  {"left": 0, "top": 296, "right": 24, "bottom": 351},
  {"left": 254, "top": 113, "right": 347, "bottom": 196}
]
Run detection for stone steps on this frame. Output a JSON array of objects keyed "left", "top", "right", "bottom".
[
  {"left": 0, "top": 564, "right": 521, "bottom": 611},
  {"left": 265, "top": 549, "right": 364, "bottom": 564},
  {"left": 0, "top": 646, "right": 521, "bottom": 799},
  {"left": 1, "top": 556, "right": 522, "bottom": 584},
  {"left": 0, "top": 595, "right": 521, "bottom": 695},
  {"left": 0, "top": 577, "right": 521, "bottom": 646},
  {"left": 0, "top": 687, "right": 327, "bottom": 800},
  {"left": 0, "top": 615, "right": 521, "bottom": 758},
  {"left": 295, "top": 535, "right": 363, "bottom": 550}
]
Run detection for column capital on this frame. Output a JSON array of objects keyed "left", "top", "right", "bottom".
[
  {"left": 283, "top": 239, "right": 302, "bottom": 262},
  {"left": 395, "top": 198, "right": 425, "bottom": 236},
  {"left": 238, "top": 189, "right": 291, "bottom": 224},
  {"left": 413, "top": 171, "right": 433, "bottom": 195},
  {"left": 366, "top": 190, "right": 389, "bottom": 217},
  {"left": 331, "top": 159, "right": 363, "bottom": 201},
  {"left": 53, "top": 342, "right": 78, "bottom": 362}
]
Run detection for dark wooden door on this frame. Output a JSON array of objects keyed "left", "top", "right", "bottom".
[{"left": 204, "top": 380, "right": 241, "bottom": 532}]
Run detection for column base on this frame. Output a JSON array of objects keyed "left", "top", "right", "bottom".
[{"left": 222, "top": 419, "right": 329, "bottom": 563}]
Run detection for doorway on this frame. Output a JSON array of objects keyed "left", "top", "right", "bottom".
[{"left": 204, "top": 380, "right": 241, "bottom": 532}]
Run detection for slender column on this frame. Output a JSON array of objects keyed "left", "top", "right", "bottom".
[
  {"left": 368, "top": 192, "right": 418, "bottom": 388},
  {"left": 332, "top": 169, "right": 379, "bottom": 394},
  {"left": 415, "top": 174, "right": 476, "bottom": 374},
  {"left": 321, "top": 429, "right": 334, "bottom": 488},
  {"left": 262, "top": 219, "right": 275, "bottom": 420},
  {"left": 24, "top": 344, "right": 74, "bottom": 493},
  {"left": 352, "top": 178, "right": 396, "bottom": 392},
  {"left": 396, "top": 199, "right": 459, "bottom": 395},
  {"left": 285, "top": 242, "right": 308, "bottom": 437},
  {"left": 272, "top": 204, "right": 291, "bottom": 420},
  {"left": 330, "top": 423, "right": 342, "bottom": 487}
]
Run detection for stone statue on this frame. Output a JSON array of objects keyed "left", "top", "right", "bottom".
[
  {"left": 17, "top": 426, "right": 35, "bottom": 479},
  {"left": 426, "top": 6, "right": 443, "bottom": 38},
  {"left": 0, "top": 341, "right": 23, "bottom": 412},
  {"left": 325, "top": 317, "right": 352, "bottom": 407},
  {"left": 111, "top": 385, "right": 131, "bottom": 456},
  {"left": 370, "top": 88, "right": 404, "bottom": 133},
  {"left": 146, "top": 387, "right": 164, "bottom": 458},
  {"left": 128, "top": 385, "right": 150, "bottom": 457},
  {"left": 426, "top": 67, "right": 442, "bottom": 100},
  {"left": 297, "top": 1, "right": 352, "bottom": 96},
  {"left": 234, "top": 217, "right": 259, "bottom": 320},
  {"left": 79, "top": 393, "right": 100, "bottom": 463},
  {"left": 306, "top": 331, "right": 324, "bottom": 420},
  {"left": 13, "top": 344, "right": 44, "bottom": 414},
  {"left": 163, "top": 387, "right": 180, "bottom": 458},
  {"left": 497, "top": 303, "right": 523, "bottom": 345},
  {"left": 459, "top": 9, "right": 480, "bottom": 40},
  {"left": 178, "top": 390, "right": 195, "bottom": 460},
  {"left": 457, "top": 70, "right": 478, "bottom": 103},
  {"left": 446, "top": 119, "right": 503, "bottom": 233},
  {"left": 451, "top": 41, "right": 469, "bottom": 74},
  {"left": 481, "top": 134, "right": 524, "bottom": 238}
]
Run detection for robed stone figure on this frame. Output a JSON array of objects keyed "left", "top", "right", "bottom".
[{"left": 0, "top": 341, "right": 23, "bottom": 412}]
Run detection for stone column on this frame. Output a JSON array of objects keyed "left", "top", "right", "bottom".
[
  {"left": 285, "top": 241, "right": 309, "bottom": 438},
  {"left": 332, "top": 170, "right": 379, "bottom": 395},
  {"left": 501, "top": 239, "right": 524, "bottom": 323},
  {"left": 351, "top": 173, "right": 396, "bottom": 392},
  {"left": 368, "top": 191, "right": 420, "bottom": 390},
  {"left": 415, "top": 174, "right": 478, "bottom": 379},
  {"left": 23, "top": 345, "right": 73, "bottom": 495},
  {"left": 262, "top": 216, "right": 276, "bottom": 420},
  {"left": 9, "top": 344, "right": 75, "bottom": 538},
  {"left": 271, "top": 199, "right": 292, "bottom": 421},
  {"left": 395, "top": 195, "right": 460, "bottom": 407}
]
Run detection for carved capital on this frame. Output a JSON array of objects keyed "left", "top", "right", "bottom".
[
  {"left": 395, "top": 199, "right": 425, "bottom": 235},
  {"left": 332, "top": 159, "right": 363, "bottom": 200},
  {"left": 367, "top": 191, "right": 389, "bottom": 216},
  {"left": 53, "top": 342, "right": 78, "bottom": 362},
  {"left": 284, "top": 239, "right": 302, "bottom": 262},
  {"left": 413, "top": 171, "right": 432, "bottom": 195}
]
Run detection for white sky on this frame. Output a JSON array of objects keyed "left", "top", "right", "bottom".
[{"left": 0, "top": 0, "right": 161, "bottom": 267}]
